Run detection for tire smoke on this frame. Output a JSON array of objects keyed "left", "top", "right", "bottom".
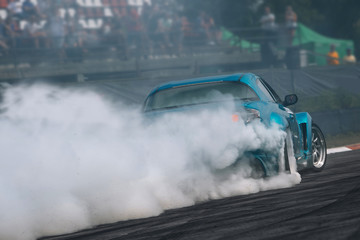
[{"left": 0, "top": 84, "right": 301, "bottom": 240}]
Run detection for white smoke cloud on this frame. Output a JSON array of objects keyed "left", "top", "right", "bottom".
[{"left": 0, "top": 84, "right": 301, "bottom": 240}]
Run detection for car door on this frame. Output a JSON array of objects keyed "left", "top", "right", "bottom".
[{"left": 257, "top": 78, "right": 302, "bottom": 158}]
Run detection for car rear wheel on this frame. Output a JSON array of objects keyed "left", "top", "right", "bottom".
[
  {"left": 311, "top": 124, "right": 327, "bottom": 171},
  {"left": 249, "top": 158, "right": 266, "bottom": 179}
]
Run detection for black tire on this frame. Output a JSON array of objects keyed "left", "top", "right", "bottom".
[{"left": 311, "top": 124, "right": 327, "bottom": 171}]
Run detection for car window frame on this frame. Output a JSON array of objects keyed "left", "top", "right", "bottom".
[{"left": 256, "top": 78, "right": 282, "bottom": 104}]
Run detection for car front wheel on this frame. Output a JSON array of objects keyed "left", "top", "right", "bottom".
[{"left": 311, "top": 124, "right": 327, "bottom": 171}]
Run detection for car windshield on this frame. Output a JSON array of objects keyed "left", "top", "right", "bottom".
[{"left": 144, "top": 82, "right": 259, "bottom": 111}]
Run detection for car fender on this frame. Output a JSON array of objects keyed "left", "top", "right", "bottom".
[{"left": 270, "top": 112, "right": 288, "bottom": 130}]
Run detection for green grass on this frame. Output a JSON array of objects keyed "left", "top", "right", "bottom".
[{"left": 325, "top": 131, "right": 360, "bottom": 148}]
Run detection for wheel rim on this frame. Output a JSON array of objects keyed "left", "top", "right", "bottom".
[{"left": 312, "top": 128, "right": 326, "bottom": 168}]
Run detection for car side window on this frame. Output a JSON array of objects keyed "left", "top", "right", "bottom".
[
  {"left": 261, "top": 79, "right": 282, "bottom": 103},
  {"left": 256, "top": 78, "right": 276, "bottom": 102},
  {"left": 256, "top": 78, "right": 282, "bottom": 103}
]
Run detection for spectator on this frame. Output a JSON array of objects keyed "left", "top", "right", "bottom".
[
  {"left": 205, "top": 14, "right": 217, "bottom": 45},
  {"left": 154, "top": 13, "right": 173, "bottom": 55},
  {"left": 181, "top": 16, "right": 191, "bottom": 39},
  {"left": 260, "top": 6, "right": 276, "bottom": 31},
  {"left": 160, "top": 13, "right": 173, "bottom": 48},
  {"left": 196, "top": 11, "right": 208, "bottom": 44},
  {"left": 45, "top": 8, "right": 66, "bottom": 62},
  {"left": 327, "top": 44, "right": 339, "bottom": 65},
  {"left": 46, "top": 8, "right": 66, "bottom": 49},
  {"left": 141, "top": 1, "right": 152, "bottom": 24},
  {"left": 101, "top": 18, "right": 117, "bottom": 50},
  {"left": 343, "top": 48, "right": 356, "bottom": 64},
  {"left": 125, "top": 7, "right": 143, "bottom": 54},
  {"left": 285, "top": 6, "right": 297, "bottom": 45},
  {"left": 23, "top": 15, "right": 48, "bottom": 48},
  {"left": 65, "top": 18, "right": 84, "bottom": 62},
  {"left": 7, "top": 0, "right": 23, "bottom": 19},
  {"left": 6, "top": 17, "right": 22, "bottom": 48},
  {"left": 260, "top": 6, "right": 277, "bottom": 66},
  {"left": 147, "top": 5, "right": 162, "bottom": 55},
  {"left": 22, "top": 0, "right": 38, "bottom": 19}
]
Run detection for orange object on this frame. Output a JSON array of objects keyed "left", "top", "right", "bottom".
[
  {"left": 232, "top": 114, "right": 239, "bottom": 122},
  {"left": 348, "top": 144, "right": 360, "bottom": 151},
  {"left": 327, "top": 51, "right": 339, "bottom": 65}
]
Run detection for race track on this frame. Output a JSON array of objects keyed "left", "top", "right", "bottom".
[{"left": 42, "top": 150, "right": 360, "bottom": 240}]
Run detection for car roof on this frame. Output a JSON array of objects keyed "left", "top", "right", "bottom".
[{"left": 148, "top": 73, "right": 258, "bottom": 96}]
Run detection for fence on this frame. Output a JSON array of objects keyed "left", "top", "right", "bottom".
[{"left": 0, "top": 24, "right": 306, "bottom": 81}]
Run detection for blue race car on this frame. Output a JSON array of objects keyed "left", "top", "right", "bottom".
[{"left": 143, "top": 73, "right": 327, "bottom": 177}]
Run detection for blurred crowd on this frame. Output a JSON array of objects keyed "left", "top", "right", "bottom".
[
  {"left": 260, "top": 5, "right": 298, "bottom": 46},
  {"left": 1, "top": 1, "right": 355, "bottom": 66},
  {"left": 0, "top": 0, "right": 222, "bottom": 60}
]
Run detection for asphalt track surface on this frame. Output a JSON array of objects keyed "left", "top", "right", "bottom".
[{"left": 43, "top": 150, "right": 360, "bottom": 240}]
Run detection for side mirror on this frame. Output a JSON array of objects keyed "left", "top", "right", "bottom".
[{"left": 283, "top": 94, "right": 298, "bottom": 107}]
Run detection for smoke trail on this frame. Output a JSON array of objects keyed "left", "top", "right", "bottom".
[{"left": 0, "top": 84, "right": 301, "bottom": 240}]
